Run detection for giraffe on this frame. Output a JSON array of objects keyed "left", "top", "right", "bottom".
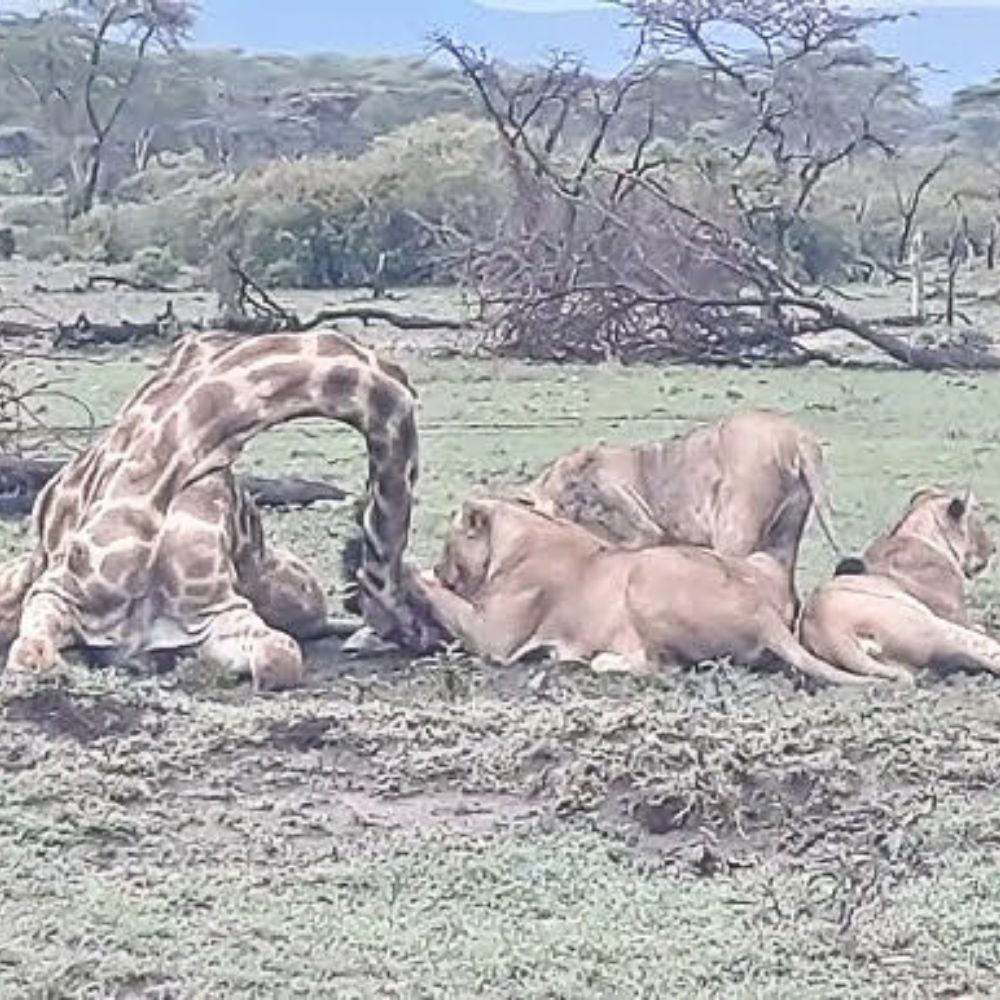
[{"left": 0, "top": 329, "right": 443, "bottom": 690}]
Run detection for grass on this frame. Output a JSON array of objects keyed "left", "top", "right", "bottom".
[{"left": 2, "top": 279, "right": 1000, "bottom": 997}]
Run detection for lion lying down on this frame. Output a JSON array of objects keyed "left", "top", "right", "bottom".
[
  {"left": 800, "top": 488, "right": 1000, "bottom": 682},
  {"left": 413, "top": 498, "right": 871, "bottom": 686}
]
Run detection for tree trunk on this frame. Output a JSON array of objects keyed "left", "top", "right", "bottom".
[
  {"left": 909, "top": 229, "right": 925, "bottom": 323},
  {"left": 0, "top": 457, "right": 346, "bottom": 518}
]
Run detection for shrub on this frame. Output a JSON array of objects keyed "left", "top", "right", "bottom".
[
  {"left": 131, "top": 245, "right": 181, "bottom": 286},
  {"left": 0, "top": 195, "right": 64, "bottom": 230},
  {"left": 61, "top": 114, "right": 508, "bottom": 288}
]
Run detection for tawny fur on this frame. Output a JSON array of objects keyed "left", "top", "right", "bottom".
[
  {"left": 800, "top": 488, "right": 1000, "bottom": 682},
  {"left": 522, "top": 409, "right": 838, "bottom": 611},
  {"left": 414, "top": 498, "right": 871, "bottom": 686}
]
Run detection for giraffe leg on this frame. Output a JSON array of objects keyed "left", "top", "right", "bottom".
[
  {"left": 0, "top": 554, "right": 38, "bottom": 648},
  {"left": 198, "top": 604, "right": 305, "bottom": 692},
  {"left": 5, "top": 589, "right": 76, "bottom": 677},
  {"left": 237, "top": 546, "right": 329, "bottom": 641}
]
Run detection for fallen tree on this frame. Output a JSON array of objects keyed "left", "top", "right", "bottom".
[
  {"left": 0, "top": 294, "right": 465, "bottom": 350},
  {"left": 207, "top": 254, "right": 467, "bottom": 335},
  {"left": 0, "top": 455, "right": 347, "bottom": 517},
  {"left": 439, "top": 1, "right": 1000, "bottom": 369}
]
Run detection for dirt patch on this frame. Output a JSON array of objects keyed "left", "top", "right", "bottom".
[
  {"left": 4, "top": 687, "right": 145, "bottom": 744},
  {"left": 268, "top": 714, "right": 341, "bottom": 751},
  {"left": 331, "top": 789, "right": 539, "bottom": 836}
]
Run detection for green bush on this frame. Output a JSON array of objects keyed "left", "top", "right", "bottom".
[
  {"left": 63, "top": 114, "right": 508, "bottom": 288},
  {"left": 0, "top": 195, "right": 64, "bottom": 230},
  {"left": 220, "top": 113, "right": 509, "bottom": 287},
  {"left": 131, "top": 245, "right": 181, "bottom": 286},
  {"left": 0, "top": 164, "right": 34, "bottom": 197}
]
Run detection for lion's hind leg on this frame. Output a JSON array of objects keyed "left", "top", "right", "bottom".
[
  {"left": 761, "top": 613, "right": 878, "bottom": 686},
  {"left": 931, "top": 620, "right": 1000, "bottom": 676},
  {"left": 816, "top": 630, "right": 916, "bottom": 684}
]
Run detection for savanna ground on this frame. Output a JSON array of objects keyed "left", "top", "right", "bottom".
[{"left": 2, "top": 264, "right": 1000, "bottom": 998}]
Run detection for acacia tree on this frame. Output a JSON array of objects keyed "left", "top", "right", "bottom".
[
  {"left": 69, "top": 1, "right": 194, "bottom": 214},
  {"left": 439, "top": 0, "right": 996, "bottom": 367},
  {"left": 0, "top": 2, "right": 194, "bottom": 214}
]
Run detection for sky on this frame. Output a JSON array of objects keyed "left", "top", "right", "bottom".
[
  {"left": 2, "top": 0, "right": 999, "bottom": 101},
  {"left": 477, "top": 0, "right": 1000, "bottom": 5}
]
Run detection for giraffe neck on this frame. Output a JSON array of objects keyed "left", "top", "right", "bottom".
[{"left": 45, "top": 331, "right": 436, "bottom": 650}]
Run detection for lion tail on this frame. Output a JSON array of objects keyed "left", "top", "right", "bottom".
[
  {"left": 763, "top": 614, "right": 874, "bottom": 687},
  {"left": 799, "top": 437, "right": 842, "bottom": 558}
]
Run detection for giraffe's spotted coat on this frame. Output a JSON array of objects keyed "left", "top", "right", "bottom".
[{"left": 0, "top": 329, "right": 438, "bottom": 690}]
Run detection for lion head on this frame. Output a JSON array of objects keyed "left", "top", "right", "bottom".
[
  {"left": 434, "top": 498, "right": 572, "bottom": 600},
  {"left": 434, "top": 499, "right": 495, "bottom": 599},
  {"left": 895, "top": 487, "right": 995, "bottom": 579}
]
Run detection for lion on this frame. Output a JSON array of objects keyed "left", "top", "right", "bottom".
[
  {"left": 412, "top": 497, "right": 872, "bottom": 686},
  {"left": 799, "top": 488, "right": 1000, "bottom": 682},
  {"left": 522, "top": 409, "right": 838, "bottom": 609}
]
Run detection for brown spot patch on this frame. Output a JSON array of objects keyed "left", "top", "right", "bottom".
[
  {"left": 368, "top": 380, "right": 402, "bottom": 424},
  {"left": 156, "top": 557, "right": 183, "bottom": 598},
  {"left": 184, "top": 554, "right": 217, "bottom": 579},
  {"left": 83, "top": 580, "right": 127, "bottom": 619},
  {"left": 76, "top": 451, "right": 107, "bottom": 506},
  {"left": 178, "top": 580, "right": 229, "bottom": 611},
  {"left": 215, "top": 335, "right": 303, "bottom": 373},
  {"left": 321, "top": 365, "right": 361, "bottom": 405},
  {"left": 66, "top": 541, "right": 93, "bottom": 579},
  {"left": 134, "top": 375, "right": 185, "bottom": 413},
  {"left": 246, "top": 361, "right": 313, "bottom": 403},
  {"left": 99, "top": 549, "right": 144, "bottom": 587},
  {"left": 186, "top": 380, "right": 239, "bottom": 430},
  {"left": 88, "top": 506, "right": 156, "bottom": 547},
  {"left": 149, "top": 415, "right": 181, "bottom": 473},
  {"left": 377, "top": 356, "right": 416, "bottom": 395}
]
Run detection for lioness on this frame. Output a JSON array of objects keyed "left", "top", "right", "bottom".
[
  {"left": 523, "top": 409, "right": 837, "bottom": 607},
  {"left": 800, "top": 488, "right": 1000, "bottom": 682},
  {"left": 413, "top": 497, "right": 871, "bottom": 686}
]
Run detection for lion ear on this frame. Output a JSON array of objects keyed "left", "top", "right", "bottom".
[
  {"left": 947, "top": 496, "right": 967, "bottom": 521},
  {"left": 462, "top": 500, "right": 492, "bottom": 534}
]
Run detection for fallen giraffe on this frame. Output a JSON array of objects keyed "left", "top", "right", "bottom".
[{"left": 0, "top": 330, "right": 442, "bottom": 690}]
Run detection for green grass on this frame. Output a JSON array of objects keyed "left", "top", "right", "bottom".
[
  {"left": 3, "top": 316, "right": 1000, "bottom": 997},
  {"left": 8, "top": 348, "right": 1000, "bottom": 608}
]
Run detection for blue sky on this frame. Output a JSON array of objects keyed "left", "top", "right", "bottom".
[
  {"left": 3, "top": 0, "right": 999, "bottom": 100},
  {"left": 185, "top": 1, "right": 1000, "bottom": 102}
]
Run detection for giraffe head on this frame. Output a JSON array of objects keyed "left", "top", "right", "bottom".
[{"left": 356, "top": 578, "right": 446, "bottom": 653}]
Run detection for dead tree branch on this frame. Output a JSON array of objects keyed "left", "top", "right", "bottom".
[
  {"left": 894, "top": 154, "right": 951, "bottom": 264},
  {"left": 439, "top": 1, "right": 974, "bottom": 368},
  {"left": 0, "top": 456, "right": 347, "bottom": 518}
]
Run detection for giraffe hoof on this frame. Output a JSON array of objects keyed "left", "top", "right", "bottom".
[
  {"left": 250, "top": 636, "right": 305, "bottom": 692},
  {"left": 340, "top": 625, "right": 398, "bottom": 655},
  {"left": 5, "top": 636, "right": 58, "bottom": 676}
]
